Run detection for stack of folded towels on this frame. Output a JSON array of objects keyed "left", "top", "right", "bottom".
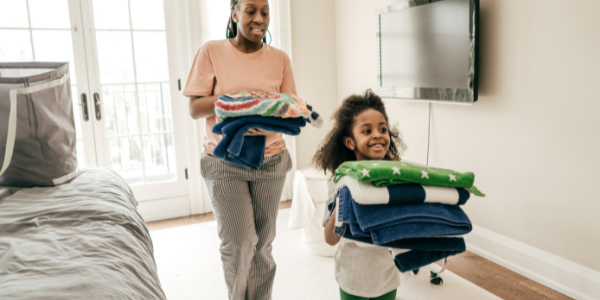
[
  {"left": 212, "top": 93, "right": 322, "bottom": 169},
  {"left": 328, "top": 160, "right": 485, "bottom": 273}
]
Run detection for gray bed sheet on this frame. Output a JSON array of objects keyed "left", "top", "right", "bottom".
[{"left": 0, "top": 169, "right": 166, "bottom": 300}]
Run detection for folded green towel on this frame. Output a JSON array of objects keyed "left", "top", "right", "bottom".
[{"left": 334, "top": 160, "right": 485, "bottom": 197}]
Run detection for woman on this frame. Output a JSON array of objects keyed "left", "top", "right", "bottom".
[{"left": 183, "top": 0, "right": 296, "bottom": 299}]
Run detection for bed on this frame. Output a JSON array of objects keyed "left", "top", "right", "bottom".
[{"left": 0, "top": 168, "right": 167, "bottom": 299}]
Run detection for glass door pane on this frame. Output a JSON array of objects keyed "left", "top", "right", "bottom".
[
  {"left": 91, "top": 0, "right": 175, "bottom": 186},
  {"left": 84, "top": 0, "right": 187, "bottom": 201}
]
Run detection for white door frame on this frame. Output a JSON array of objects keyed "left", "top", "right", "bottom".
[
  {"left": 68, "top": 0, "right": 98, "bottom": 168},
  {"left": 176, "top": 0, "right": 207, "bottom": 216}
]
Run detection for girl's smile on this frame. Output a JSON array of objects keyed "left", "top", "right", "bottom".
[{"left": 369, "top": 142, "right": 386, "bottom": 150}]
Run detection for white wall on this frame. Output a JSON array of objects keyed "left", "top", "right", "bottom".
[
  {"left": 334, "top": 0, "right": 600, "bottom": 276},
  {"left": 289, "top": 0, "right": 339, "bottom": 169}
]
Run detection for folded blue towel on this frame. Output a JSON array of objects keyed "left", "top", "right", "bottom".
[
  {"left": 394, "top": 250, "right": 463, "bottom": 273},
  {"left": 329, "top": 188, "right": 469, "bottom": 272},
  {"left": 353, "top": 200, "right": 472, "bottom": 245},
  {"left": 339, "top": 223, "right": 466, "bottom": 251},
  {"left": 330, "top": 190, "right": 371, "bottom": 238},
  {"left": 338, "top": 224, "right": 466, "bottom": 272},
  {"left": 332, "top": 187, "right": 472, "bottom": 244},
  {"left": 212, "top": 116, "right": 306, "bottom": 169}
]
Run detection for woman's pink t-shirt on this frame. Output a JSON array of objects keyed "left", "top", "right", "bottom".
[{"left": 183, "top": 39, "right": 297, "bottom": 156}]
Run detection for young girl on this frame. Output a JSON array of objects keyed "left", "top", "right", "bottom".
[
  {"left": 313, "top": 89, "right": 407, "bottom": 300},
  {"left": 183, "top": 1, "right": 296, "bottom": 299}
]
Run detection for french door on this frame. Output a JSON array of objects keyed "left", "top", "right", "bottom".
[{"left": 0, "top": 0, "right": 189, "bottom": 204}]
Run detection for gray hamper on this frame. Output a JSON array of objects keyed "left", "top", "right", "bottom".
[{"left": 0, "top": 62, "right": 78, "bottom": 187}]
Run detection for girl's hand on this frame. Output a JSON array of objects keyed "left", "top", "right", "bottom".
[{"left": 324, "top": 207, "right": 341, "bottom": 246}]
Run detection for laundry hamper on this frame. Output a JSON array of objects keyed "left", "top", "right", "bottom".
[{"left": 0, "top": 62, "right": 78, "bottom": 187}]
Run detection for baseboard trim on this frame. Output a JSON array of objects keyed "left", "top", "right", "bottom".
[
  {"left": 465, "top": 225, "right": 600, "bottom": 300},
  {"left": 137, "top": 196, "right": 191, "bottom": 222}
]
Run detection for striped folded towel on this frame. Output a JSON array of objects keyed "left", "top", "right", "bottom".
[
  {"left": 333, "top": 176, "right": 471, "bottom": 206},
  {"left": 215, "top": 93, "right": 323, "bottom": 128}
]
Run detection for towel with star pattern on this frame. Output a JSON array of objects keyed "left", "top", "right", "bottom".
[
  {"left": 215, "top": 93, "right": 323, "bottom": 128},
  {"left": 333, "top": 160, "right": 485, "bottom": 197}
]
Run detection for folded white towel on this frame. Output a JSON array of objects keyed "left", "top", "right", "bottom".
[{"left": 288, "top": 171, "right": 317, "bottom": 229}]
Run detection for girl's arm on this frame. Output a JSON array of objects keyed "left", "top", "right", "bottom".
[{"left": 324, "top": 207, "right": 341, "bottom": 246}]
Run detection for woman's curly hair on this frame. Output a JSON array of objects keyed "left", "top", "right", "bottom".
[{"left": 312, "top": 89, "right": 407, "bottom": 175}]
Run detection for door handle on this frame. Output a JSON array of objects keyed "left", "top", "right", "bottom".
[
  {"left": 80, "top": 93, "right": 89, "bottom": 121},
  {"left": 93, "top": 92, "right": 102, "bottom": 121}
]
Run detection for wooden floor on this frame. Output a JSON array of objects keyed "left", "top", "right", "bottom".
[
  {"left": 147, "top": 201, "right": 571, "bottom": 300},
  {"left": 146, "top": 201, "right": 292, "bottom": 232}
]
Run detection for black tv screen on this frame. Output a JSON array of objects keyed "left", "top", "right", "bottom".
[{"left": 376, "top": 0, "right": 479, "bottom": 104}]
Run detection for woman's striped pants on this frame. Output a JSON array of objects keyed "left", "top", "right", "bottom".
[{"left": 200, "top": 150, "right": 292, "bottom": 300}]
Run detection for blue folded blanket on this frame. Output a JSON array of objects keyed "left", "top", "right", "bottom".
[
  {"left": 355, "top": 201, "right": 472, "bottom": 245},
  {"left": 338, "top": 224, "right": 466, "bottom": 251},
  {"left": 329, "top": 187, "right": 469, "bottom": 272},
  {"left": 212, "top": 116, "right": 306, "bottom": 169},
  {"left": 338, "top": 225, "right": 466, "bottom": 272},
  {"left": 333, "top": 187, "right": 472, "bottom": 244}
]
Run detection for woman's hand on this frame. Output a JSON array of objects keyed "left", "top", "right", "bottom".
[
  {"left": 189, "top": 95, "right": 218, "bottom": 119},
  {"left": 231, "top": 89, "right": 275, "bottom": 98},
  {"left": 244, "top": 128, "right": 274, "bottom": 136}
]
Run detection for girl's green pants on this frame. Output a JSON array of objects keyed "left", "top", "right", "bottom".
[{"left": 340, "top": 288, "right": 397, "bottom": 300}]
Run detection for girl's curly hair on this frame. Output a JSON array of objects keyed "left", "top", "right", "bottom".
[{"left": 312, "top": 89, "right": 407, "bottom": 175}]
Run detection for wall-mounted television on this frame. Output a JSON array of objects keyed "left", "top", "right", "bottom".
[{"left": 376, "top": 0, "right": 479, "bottom": 104}]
